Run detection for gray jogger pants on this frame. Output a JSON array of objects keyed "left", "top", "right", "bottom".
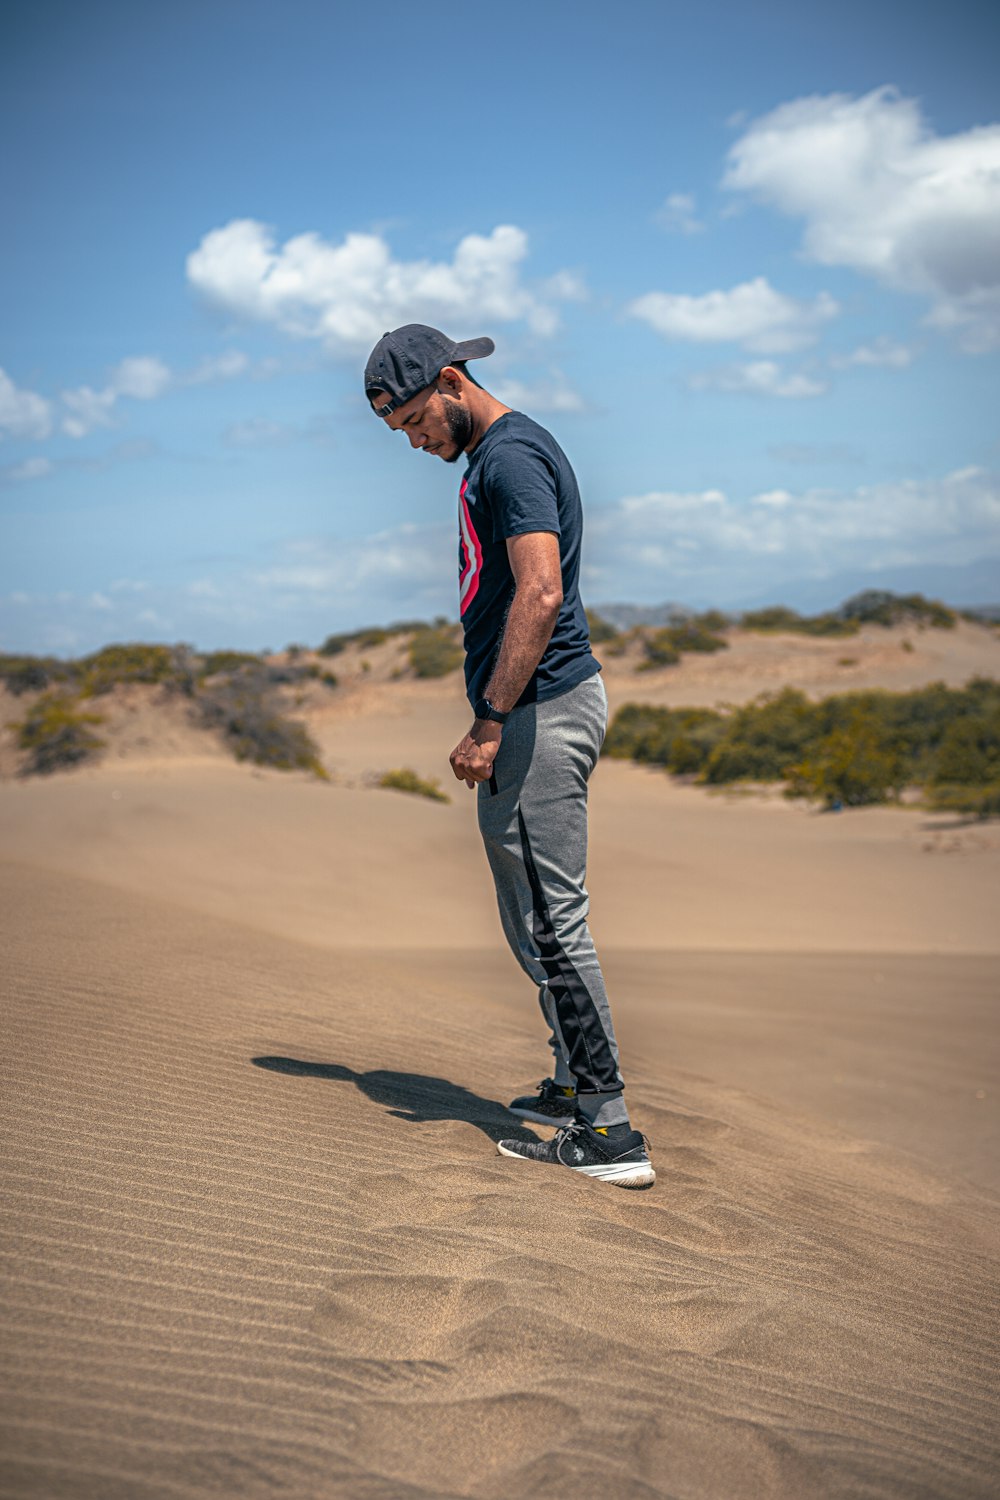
[{"left": 477, "top": 673, "right": 628, "bottom": 1127}]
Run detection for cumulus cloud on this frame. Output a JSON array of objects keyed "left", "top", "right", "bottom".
[
  {"left": 629, "top": 277, "right": 838, "bottom": 353},
  {"left": 0, "top": 368, "right": 53, "bottom": 440},
  {"left": 492, "top": 372, "right": 586, "bottom": 413},
  {"left": 186, "top": 350, "right": 251, "bottom": 384},
  {"left": 585, "top": 466, "right": 1000, "bottom": 596},
  {"left": 186, "top": 220, "right": 579, "bottom": 347},
  {"left": 223, "top": 417, "right": 295, "bottom": 447},
  {"left": 689, "top": 360, "right": 828, "bottom": 398},
  {"left": 830, "top": 336, "right": 917, "bottom": 370},
  {"left": 655, "top": 193, "right": 705, "bottom": 234},
  {"left": 1, "top": 456, "right": 53, "bottom": 484},
  {"left": 61, "top": 349, "right": 250, "bottom": 436},
  {"left": 724, "top": 87, "right": 1000, "bottom": 350}
]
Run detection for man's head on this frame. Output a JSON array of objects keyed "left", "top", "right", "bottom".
[{"left": 364, "top": 324, "right": 495, "bottom": 463}]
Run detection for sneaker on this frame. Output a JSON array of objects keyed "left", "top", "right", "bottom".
[
  {"left": 507, "top": 1078, "right": 577, "bottom": 1127},
  {"left": 497, "top": 1115, "right": 655, "bottom": 1189}
]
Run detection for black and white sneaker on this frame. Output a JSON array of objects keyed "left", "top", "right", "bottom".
[
  {"left": 497, "top": 1115, "right": 655, "bottom": 1189},
  {"left": 507, "top": 1078, "right": 577, "bottom": 1127}
]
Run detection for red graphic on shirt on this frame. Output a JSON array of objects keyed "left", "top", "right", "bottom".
[{"left": 458, "top": 478, "right": 482, "bottom": 616}]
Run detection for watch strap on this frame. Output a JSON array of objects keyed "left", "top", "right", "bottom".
[{"left": 474, "top": 696, "right": 509, "bottom": 724}]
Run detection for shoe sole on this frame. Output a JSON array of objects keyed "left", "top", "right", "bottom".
[
  {"left": 497, "top": 1141, "right": 655, "bottom": 1189},
  {"left": 507, "top": 1105, "right": 576, "bottom": 1126}
]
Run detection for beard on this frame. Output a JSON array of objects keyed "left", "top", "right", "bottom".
[{"left": 441, "top": 397, "right": 474, "bottom": 462}]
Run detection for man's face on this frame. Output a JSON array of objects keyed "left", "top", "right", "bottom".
[{"left": 371, "top": 375, "right": 473, "bottom": 463}]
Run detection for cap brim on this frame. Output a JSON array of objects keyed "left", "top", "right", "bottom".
[{"left": 451, "top": 336, "right": 495, "bottom": 362}]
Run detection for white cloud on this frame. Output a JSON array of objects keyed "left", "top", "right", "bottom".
[
  {"left": 1, "top": 456, "right": 52, "bottom": 483},
  {"left": 223, "top": 417, "right": 294, "bottom": 447},
  {"left": 689, "top": 360, "right": 828, "bottom": 398},
  {"left": 723, "top": 86, "right": 1000, "bottom": 351},
  {"left": 752, "top": 488, "right": 794, "bottom": 507},
  {"left": 60, "top": 348, "right": 251, "bottom": 437},
  {"left": 0, "top": 368, "right": 53, "bottom": 440},
  {"left": 492, "top": 371, "right": 586, "bottom": 413},
  {"left": 585, "top": 466, "right": 1000, "bottom": 594},
  {"left": 628, "top": 277, "right": 838, "bottom": 353},
  {"left": 830, "top": 336, "right": 917, "bottom": 370},
  {"left": 186, "top": 350, "right": 251, "bottom": 384},
  {"left": 111, "top": 356, "right": 172, "bottom": 400},
  {"left": 655, "top": 193, "right": 705, "bottom": 234},
  {"left": 186, "top": 220, "right": 579, "bottom": 348},
  {"left": 62, "top": 385, "right": 118, "bottom": 437}
]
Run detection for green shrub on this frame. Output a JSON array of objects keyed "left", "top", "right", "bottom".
[
  {"left": 785, "top": 711, "right": 907, "bottom": 808},
  {"left": 638, "top": 629, "right": 681, "bottom": 669},
  {"left": 741, "top": 605, "right": 857, "bottom": 637},
  {"left": 319, "top": 625, "right": 390, "bottom": 656},
  {"left": 637, "top": 620, "right": 729, "bottom": 670},
  {"left": 703, "top": 688, "right": 819, "bottom": 782},
  {"left": 379, "top": 767, "right": 451, "bottom": 803},
  {"left": 839, "top": 590, "right": 956, "bottom": 629},
  {"left": 0, "top": 654, "right": 71, "bottom": 695},
  {"left": 693, "top": 609, "right": 732, "bottom": 634},
  {"left": 929, "top": 711, "right": 1000, "bottom": 785},
  {"left": 15, "top": 692, "right": 105, "bottom": 775},
  {"left": 199, "top": 650, "right": 260, "bottom": 678},
  {"left": 586, "top": 610, "right": 622, "bottom": 646},
  {"left": 197, "top": 674, "right": 327, "bottom": 777},
  {"left": 925, "top": 783, "right": 1000, "bottom": 818},
  {"left": 605, "top": 678, "right": 1000, "bottom": 810},
  {"left": 80, "top": 643, "right": 197, "bottom": 696},
  {"left": 603, "top": 703, "right": 726, "bottom": 773},
  {"left": 408, "top": 625, "right": 463, "bottom": 678}
]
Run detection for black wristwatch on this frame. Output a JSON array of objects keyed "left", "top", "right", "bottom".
[{"left": 473, "top": 696, "right": 509, "bottom": 724}]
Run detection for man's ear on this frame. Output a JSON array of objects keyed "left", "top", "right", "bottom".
[{"left": 437, "top": 365, "right": 465, "bottom": 398}]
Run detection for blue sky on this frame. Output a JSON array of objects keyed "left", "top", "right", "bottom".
[{"left": 2, "top": 0, "right": 998, "bottom": 654}]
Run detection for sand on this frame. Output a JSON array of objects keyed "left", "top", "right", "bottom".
[{"left": 1, "top": 621, "right": 999, "bottom": 1497}]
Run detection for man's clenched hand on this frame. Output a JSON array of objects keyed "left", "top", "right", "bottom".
[{"left": 450, "top": 719, "right": 503, "bottom": 789}]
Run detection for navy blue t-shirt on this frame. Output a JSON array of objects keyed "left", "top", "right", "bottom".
[{"left": 458, "top": 410, "right": 600, "bottom": 708}]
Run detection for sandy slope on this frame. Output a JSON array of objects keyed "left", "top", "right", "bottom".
[{"left": 1, "top": 619, "right": 999, "bottom": 1496}]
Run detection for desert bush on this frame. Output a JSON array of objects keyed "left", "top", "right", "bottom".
[
  {"left": 319, "top": 625, "right": 391, "bottom": 656},
  {"left": 80, "top": 643, "right": 197, "bottom": 696},
  {"left": 839, "top": 590, "right": 956, "bottom": 629},
  {"left": 692, "top": 609, "right": 732, "bottom": 634},
  {"left": 703, "top": 688, "right": 819, "bottom": 783},
  {"left": 15, "top": 692, "right": 105, "bottom": 775},
  {"left": 199, "top": 650, "right": 260, "bottom": 678},
  {"left": 785, "top": 712, "right": 907, "bottom": 808},
  {"left": 637, "top": 620, "right": 729, "bottom": 670},
  {"left": 741, "top": 605, "right": 857, "bottom": 637},
  {"left": 586, "top": 610, "right": 622, "bottom": 646},
  {"left": 925, "top": 783, "right": 1000, "bottom": 818},
  {"left": 0, "top": 654, "right": 71, "bottom": 694},
  {"left": 379, "top": 767, "right": 450, "bottom": 803},
  {"left": 929, "top": 710, "right": 1000, "bottom": 786},
  {"left": 638, "top": 629, "right": 681, "bottom": 669},
  {"left": 605, "top": 679, "right": 1000, "bottom": 810},
  {"left": 603, "top": 704, "right": 726, "bottom": 773},
  {"left": 197, "top": 674, "right": 327, "bottom": 777},
  {"left": 409, "top": 625, "right": 463, "bottom": 679}
]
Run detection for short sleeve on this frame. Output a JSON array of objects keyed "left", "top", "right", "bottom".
[{"left": 482, "top": 441, "right": 561, "bottom": 544}]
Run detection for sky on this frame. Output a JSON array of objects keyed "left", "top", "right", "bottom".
[{"left": 1, "top": 0, "right": 999, "bottom": 655}]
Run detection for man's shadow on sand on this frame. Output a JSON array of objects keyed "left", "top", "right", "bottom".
[{"left": 252, "top": 1057, "right": 540, "bottom": 1144}]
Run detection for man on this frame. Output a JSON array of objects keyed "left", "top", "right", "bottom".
[{"left": 364, "top": 324, "right": 654, "bottom": 1190}]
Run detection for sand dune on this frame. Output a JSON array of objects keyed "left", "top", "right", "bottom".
[
  {"left": 2, "top": 859, "right": 998, "bottom": 1497},
  {"left": 2, "top": 619, "right": 999, "bottom": 1496}
]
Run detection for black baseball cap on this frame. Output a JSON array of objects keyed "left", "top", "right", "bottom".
[{"left": 364, "top": 324, "right": 495, "bottom": 416}]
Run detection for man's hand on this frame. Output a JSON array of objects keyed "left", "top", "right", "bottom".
[{"left": 450, "top": 718, "right": 503, "bottom": 789}]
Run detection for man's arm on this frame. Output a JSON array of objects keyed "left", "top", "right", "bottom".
[{"left": 449, "top": 530, "right": 563, "bottom": 788}]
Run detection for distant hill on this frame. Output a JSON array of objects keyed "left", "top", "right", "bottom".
[{"left": 726, "top": 557, "right": 1000, "bottom": 616}]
